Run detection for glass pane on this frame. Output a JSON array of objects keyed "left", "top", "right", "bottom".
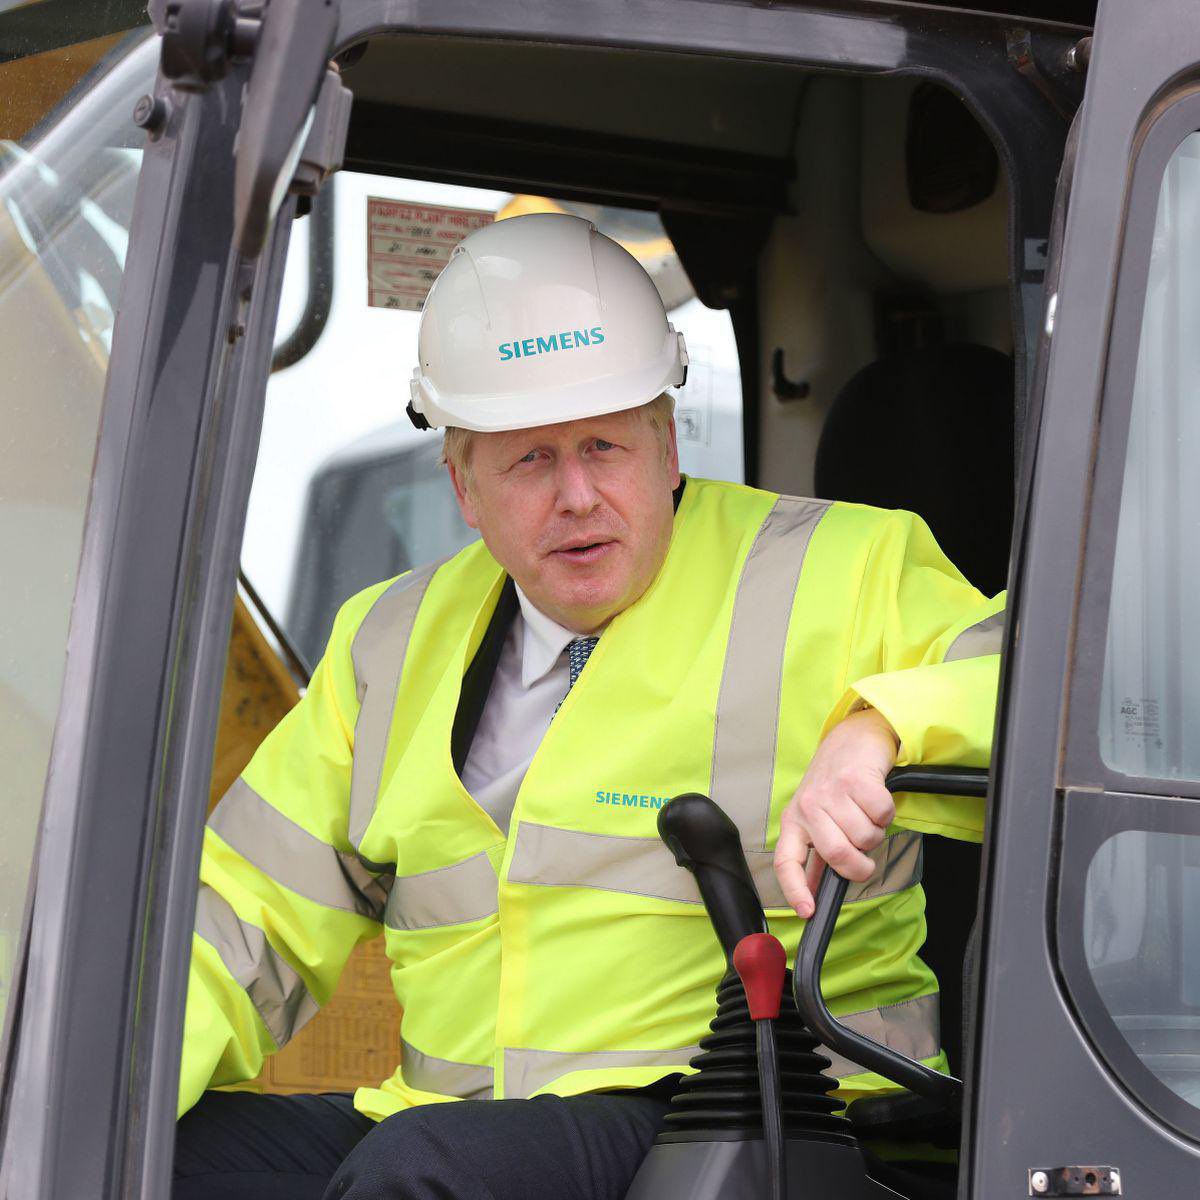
[
  {"left": 1100, "top": 132, "right": 1200, "bottom": 777},
  {"left": 0, "top": 30, "right": 156, "bottom": 1030},
  {"left": 1084, "top": 830, "right": 1200, "bottom": 1108},
  {"left": 244, "top": 175, "right": 743, "bottom": 668}
]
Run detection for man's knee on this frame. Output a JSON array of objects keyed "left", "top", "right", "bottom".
[
  {"left": 323, "top": 1093, "right": 666, "bottom": 1200},
  {"left": 324, "top": 1102, "right": 485, "bottom": 1199}
]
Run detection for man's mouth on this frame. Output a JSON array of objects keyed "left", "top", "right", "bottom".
[{"left": 551, "top": 539, "right": 615, "bottom": 564}]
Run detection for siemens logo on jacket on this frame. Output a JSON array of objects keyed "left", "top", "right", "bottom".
[{"left": 498, "top": 327, "right": 605, "bottom": 361}]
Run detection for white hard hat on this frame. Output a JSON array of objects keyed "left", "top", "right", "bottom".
[{"left": 408, "top": 212, "right": 689, "bottom": 432}]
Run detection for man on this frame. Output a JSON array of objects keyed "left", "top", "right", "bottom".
[{"left": 173, "top": 212, "right": 1003, "bottom": 1199}]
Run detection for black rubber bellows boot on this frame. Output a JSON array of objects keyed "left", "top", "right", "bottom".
[{"left": 623, "top": 972, "right": 906, "bottom": 1200}]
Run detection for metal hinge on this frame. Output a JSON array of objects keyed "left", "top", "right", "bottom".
[
  {"left": 1029, "top": 1166, "right": 1122, "bottom": 1196},
  {"left": 155, "top": 0, "right": 262, "bottom": 90}
]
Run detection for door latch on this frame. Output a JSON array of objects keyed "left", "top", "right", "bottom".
[{"left": 1029, "top": 1166, "right": 1121, "bottom": 1196}]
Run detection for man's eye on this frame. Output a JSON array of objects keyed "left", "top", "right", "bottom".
[
  {"left": 594, "top": 439, "right": 615, "bottom": 452},
  {"left": 518, "top": 450, "right": 539, "bottom": 464}
]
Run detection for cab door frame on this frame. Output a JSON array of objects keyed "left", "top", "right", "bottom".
[
  {"left": 0, "top": 2, "right": 1088, "bottom": 1198},
  {"left": 0, "top": 37, "right": 298, "bottom": 1200},
  {"left": 971, "top": 0, "right": 1200, "bottom": 1192}
]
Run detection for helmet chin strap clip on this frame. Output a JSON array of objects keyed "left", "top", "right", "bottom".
[{"left": 406, "top": 401, "right": 431, "bottom": 431}]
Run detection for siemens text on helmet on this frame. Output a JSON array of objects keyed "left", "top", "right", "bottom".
[{"left": 498, "top": 326, "right": 606, "bottom": 361}]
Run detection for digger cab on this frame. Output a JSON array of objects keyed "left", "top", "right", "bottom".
[{"left": 2, "top": 0, "right": 1200, "bottom": 1196}]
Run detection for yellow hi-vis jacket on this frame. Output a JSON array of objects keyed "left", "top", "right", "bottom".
[{"left": 179, "top": 477, "right": 1005, "bottom": 1121}]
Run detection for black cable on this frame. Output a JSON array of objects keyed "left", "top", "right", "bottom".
[
  {"left": 238, "top": 570, "right": 312, "bottom": 685},
  {"left": 756, "top": 1018, "right": 787, "bottom": 1200}
]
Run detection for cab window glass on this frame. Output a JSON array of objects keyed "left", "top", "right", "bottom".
[
  {"left": 243, "top": 173, "right": 743, "bottom": 669},
  {"left": 1100, "top": 132, "right": 1200, "bottom": 778},
  {"left": 1084, "top": 830, "right": 1200, "bottom": 1109},
  {"left": 0, "top": 29, "right": 154, "bottom": 1032}
]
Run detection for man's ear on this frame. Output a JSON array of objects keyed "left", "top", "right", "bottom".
[
  {"left": 665, "top": 417, "right": 681, "bottom": 490},
  {"left": 447, "top": 460, "right": 480, "bottom": 529}
]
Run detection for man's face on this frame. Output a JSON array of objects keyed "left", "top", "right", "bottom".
[{"left": 447, "top": 407, "right": 680, "bottom": 633}]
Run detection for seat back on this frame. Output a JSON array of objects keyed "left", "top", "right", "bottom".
[{"left": 814, "top": 342, "right": 1014, "bottom": 596}]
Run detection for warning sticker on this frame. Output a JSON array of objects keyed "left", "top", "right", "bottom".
[{"left": 367, "top": 198, "right": 493, "bottom": 311}]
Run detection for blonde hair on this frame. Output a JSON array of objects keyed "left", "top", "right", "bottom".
[{"left": 441, "top": 392, "right": 676, "bottom": 486}]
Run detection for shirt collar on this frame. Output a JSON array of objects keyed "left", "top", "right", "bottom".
[{"left": 513, "top": 584, "right": 595, "bottom": 688}]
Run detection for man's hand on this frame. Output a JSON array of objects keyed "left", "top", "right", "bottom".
[{"left": 774, "top": 708, "right": 900, "bottom": 918}]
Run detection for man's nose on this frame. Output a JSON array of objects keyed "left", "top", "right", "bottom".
[{"left": 554, "top": 455, "right": 600, "bottom": 516}]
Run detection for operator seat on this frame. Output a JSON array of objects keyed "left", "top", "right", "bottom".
[
  {"left": 815, "top": 342, "right": 1013, "bottom": 596},
  {"left": 814, "top": 341, "right": 1014, "bottom": 1077}
]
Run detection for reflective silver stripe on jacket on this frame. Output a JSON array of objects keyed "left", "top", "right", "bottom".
[
  {"left": 209, "top": 779, "right": 392, "bottom": 922},
  {"left": 194, "top": 885, "right": 319, "bottom": 1048},
  {"left": 348, "top": 562, "right": 442, "bottom": 850},
  {"left": 944, "top": 609, "right": 1006, "bottom": 662},
  {"left": 500, "top": 991, "right": 938, "bottom": 1095},
  {"left": 384, "top": 849, "right": 501, "bottom": 930},
  {"left": 820, "top": 992, "right": 941, "bottom": 1078},
  {"left": 507, "top": 824, "right": 921, "bottom": 909},
  {"left": 709, "top": 496, "right": 831, "bottom": 852},
  {"left": 401, "top": 1037, "right": 494, "bottom": 1100},
  {"left": 503, "top": 1044, "right": 703, "bottom": 1101},
  {"left": 751, "top": 827, "right": 922, "bottom": 910}
]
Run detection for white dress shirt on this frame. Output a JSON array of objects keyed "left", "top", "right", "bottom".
[{"left": 459, "top": 585, "right": 587, "bottom": 832}]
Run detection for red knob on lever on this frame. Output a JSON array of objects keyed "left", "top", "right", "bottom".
[{"left": 733, "top": 932, "right": 787, "bottom": 1020}]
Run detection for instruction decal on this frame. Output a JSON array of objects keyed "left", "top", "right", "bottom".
[{"left": 367, "top": 199, "right": 493, "bottom": 311}]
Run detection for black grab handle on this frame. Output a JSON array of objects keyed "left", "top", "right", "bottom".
[
  {"left": 658, "top": 793, "right": 766, "bottom": 963},
  {"left": 791, "top": 766, "right": 989, "bottom": 1115}
]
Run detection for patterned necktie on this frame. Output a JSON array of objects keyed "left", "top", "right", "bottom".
[
  {"left": 567, "top": 636, "right": 599, "bottom": 688},
  {"left": 556, "top": 636, "right": 599, "bottom": 715}
]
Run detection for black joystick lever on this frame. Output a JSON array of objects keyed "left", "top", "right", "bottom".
[
  {"left": 792, "top": 765, "right": 990, "bottom": 1117},
  {"left": 659, "top": 795, "right": 789, "bottom": 1200},
  {"left": 629, "top": 791, "right": 920, "bottom": 1200},
  {"left": 657, "top": 793, "right": 766, "bottom": 961}
]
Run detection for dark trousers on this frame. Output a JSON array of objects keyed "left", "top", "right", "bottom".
[{"left": 173, "top": 1086, "right": 672, "bottom": 1200}]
